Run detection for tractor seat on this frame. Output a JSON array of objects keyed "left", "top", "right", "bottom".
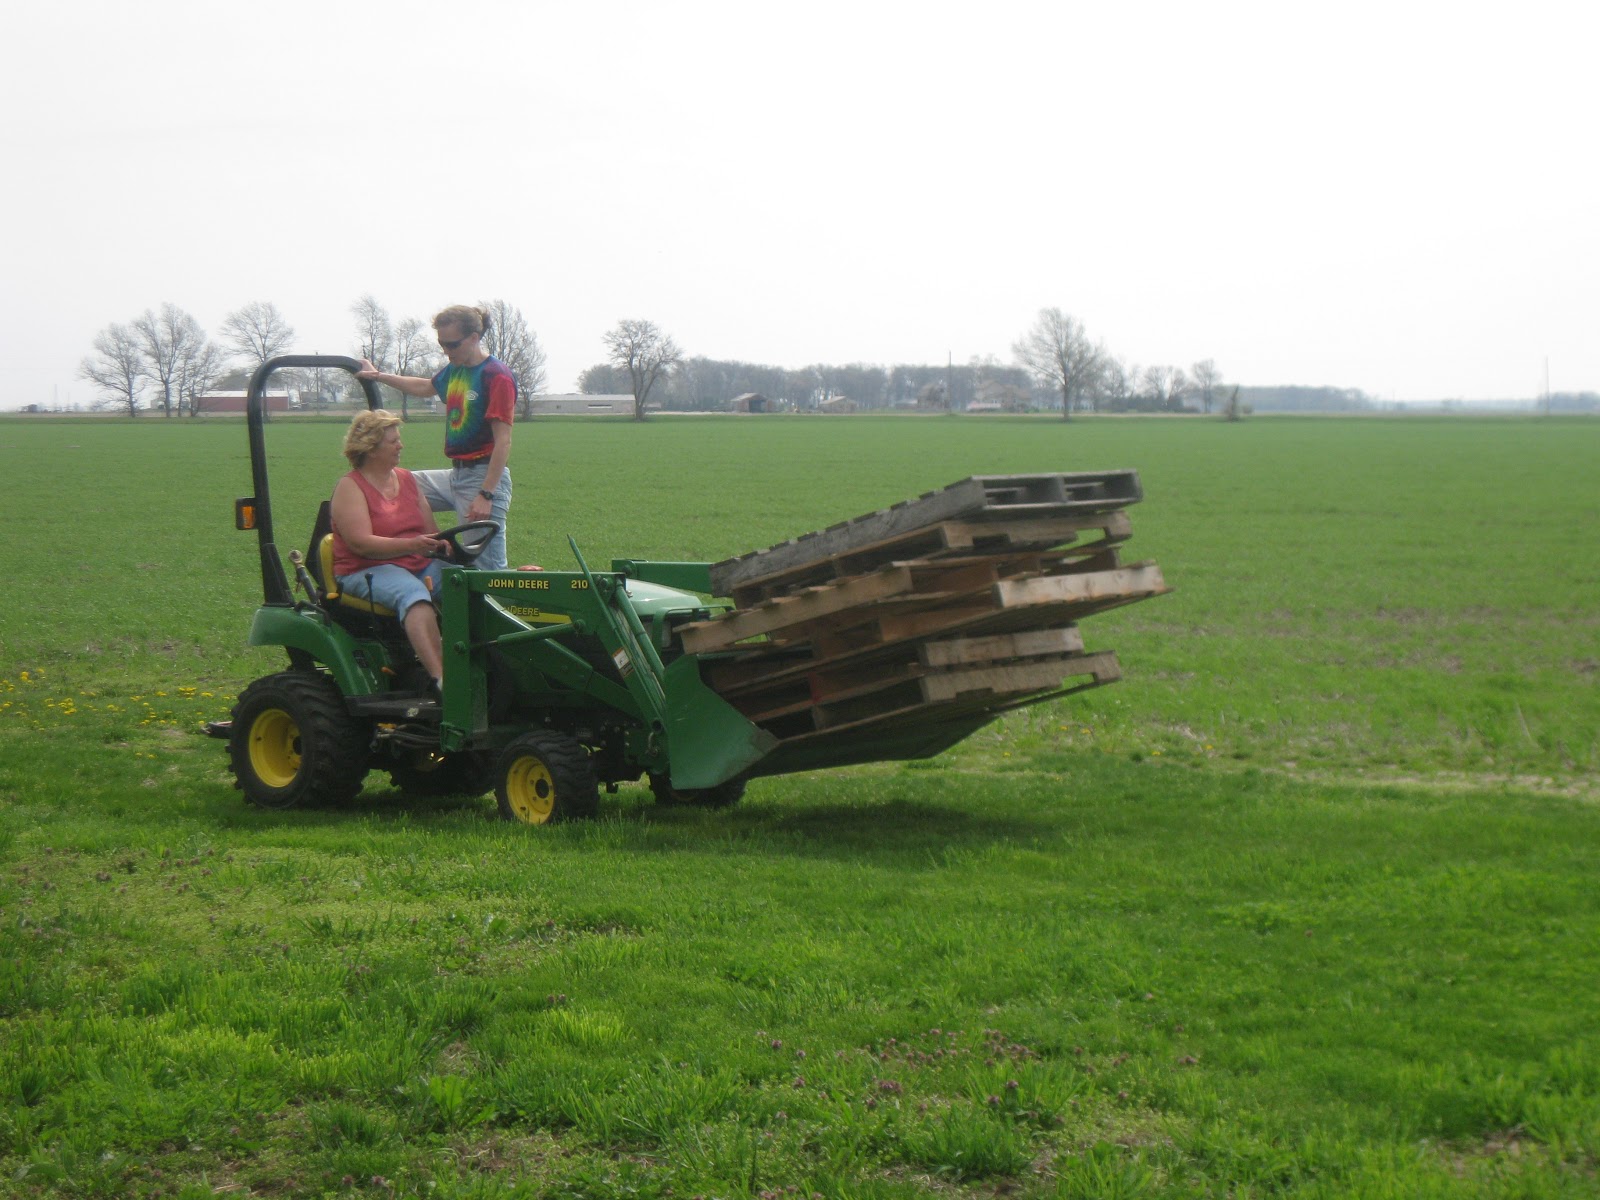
[
  {"left": 317, "top": 533, "right": 399, "bottom": 618},
  {"left": 305, "top": 499, "right": 406, "bottom": 619}
]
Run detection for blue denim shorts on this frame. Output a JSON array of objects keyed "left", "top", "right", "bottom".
[
  {"left": 336, "top": 560, "right": 443, "bottom": 620},
  {"left": 414, "top": 463, "right": 512, "bottom": 571}
]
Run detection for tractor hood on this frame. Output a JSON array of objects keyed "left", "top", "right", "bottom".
[{"left": 622, "top": 577, "right": 719, "bottom": 618}]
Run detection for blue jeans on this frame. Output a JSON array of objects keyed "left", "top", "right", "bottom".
[
  {"left": 337, "top": 560, "right": 444, "bottom": 620},
  {"left": 414, "top": 463, "right": 512, "bottom": 570}
]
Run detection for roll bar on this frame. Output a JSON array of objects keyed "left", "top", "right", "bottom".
[{"left": 244, "top": 356, "right": 384, "bottom": 606}]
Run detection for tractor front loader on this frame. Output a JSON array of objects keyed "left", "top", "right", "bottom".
[{"left": 217, "top": 357, "right": 1167, "bottom": 824}]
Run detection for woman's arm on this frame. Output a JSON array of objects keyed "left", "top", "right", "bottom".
[{"left": 356, "top": 359, "right": 436, "bottom": 398}]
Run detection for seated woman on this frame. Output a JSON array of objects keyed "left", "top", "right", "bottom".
[{"left": 330, "top": 409, "right": 448, "bottom": 693}]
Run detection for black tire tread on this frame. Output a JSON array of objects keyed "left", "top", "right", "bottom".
[
  {"left": 495, "top": 731, "right": 599, "bottom": 824},
  {"left": 229, "top": 672, "right": 369, "bottom": 809}
]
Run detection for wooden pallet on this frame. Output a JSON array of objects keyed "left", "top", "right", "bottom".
[
  {"left": 714, "top": 627, "right": 1090, "bottom": 719},
  {"left": 681, "top": 473, "right": 1165, "bottom": 764},
  {"left": 725, "top": 511, "right": 1132, "bottom": 608},
  {"left": 708, "top": 471, "right": 1142, "bottom": 595},
  {"left": 746, "top": 650, "right": 1122, "bottom": 739},
  {"left": 681, "top": 558, "right": 1165, "bottom": 655}
]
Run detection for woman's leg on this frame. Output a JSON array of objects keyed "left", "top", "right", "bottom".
[
  {"left": 337, "top": 563, "right": 445, "bottom": 687},
  {"left": 403, "top": 601, "right": 444, "bottom": 683}
]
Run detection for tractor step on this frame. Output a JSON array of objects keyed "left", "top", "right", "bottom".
[{"left": 349, "top": 695, "right": 442, "bottom": 722}]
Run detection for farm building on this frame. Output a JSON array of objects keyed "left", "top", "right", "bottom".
[
  {"left": 195, "top": 391, "right": 291, "bottom": 413},
  {"left": 972, "top": 380, "right": 1032, "bottom": 412},
  {"left": 731, "top": 392, "right": 769, "bottom": 413},
  {"left": 528, "top": 394, "right": 635, "bottom": 416}
]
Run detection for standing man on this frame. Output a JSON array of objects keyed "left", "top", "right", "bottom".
[{"left": 358, "top": 304, "right": 515, "bottom": 570}]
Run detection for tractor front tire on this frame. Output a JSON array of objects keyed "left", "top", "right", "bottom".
[
  {"left": 229, "top": 672, "right": 369, "bottom": 809},
  {"left": 387, "top": 749, "right": 494, "bottom": 797},
  {"left": 648, "top": 773, "right": 747, "bottom": 810},
  {"left": 495, "top": 732, "right": 599, "bottom": 825}
]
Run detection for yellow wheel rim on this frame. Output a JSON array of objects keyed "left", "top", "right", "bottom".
[
  {"left": 248, "top": 707, "right": 302, "bottom": 789},
  {"left": 505, "top": 754, "right": 556, "bottom": 824}
]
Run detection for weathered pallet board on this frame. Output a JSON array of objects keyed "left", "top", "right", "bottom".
[
  {"left": 684, "top": 559, "right": 1167, "bottom": 657},
  {"left": 726, "top": 511, "right": 1133, "bottom": 608},
  {"left": 709, "top": 472, "right": 1142, "bottom": 595},
  {"left": 740, "top": 649, "right": 1116, "bottom": 728},
  {"left": 684, "top": 552, "right": 1077, "bottom": 654},
  {"left": 707, "top": 624, "right": 1087, "bottom": 707},
  {"left": 806, "top": 651, "right": 1120, "bottom": 732},
  {"left": 993, "top": 564, "right": 1168, "bottom": 609},
  {"left": 919, "top": 627, "right": 1086, "bottom": 667}
]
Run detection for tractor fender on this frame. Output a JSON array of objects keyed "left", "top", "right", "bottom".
[{"left": 247, "top": 606, "right": 386, "bottom": 695}]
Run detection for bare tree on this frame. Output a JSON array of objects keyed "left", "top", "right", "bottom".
[
  {"left": 389, "top": 317, "right": 438, "bottom": 419},
  {"left": 1012, "top": 307, "right": 1104, "bottom": 420},
  {"left": 1191, "top": 359, "right": 1222, "bottom": 414},
  {"left": 79, "top": 323, "right": 147, "bottom": 416},
  {"left": 1142, "top": 365, "right": 1192, "bottom": 412},
  {"left": 578, "top": 362, "right": 629, "bottom": 394},
  {"left": 221, "top": 301, "right": 295, "bottom": 373},
  {"left": 1096, "top": 356, "right": 1136, "bottom": 412},
  {"left": 602, "top": 318, "right": 682, "bottom": 420},
  {"left": 133, "top": 303, "right": 204, "bottom": 417},
  {"left": 178, "top": 340, "right": 229, "bottom": 416},
  {"left": 350, "top": 294, "right": 394, "bottom": 371},
  {"left": 480, "top": 299, "right": 548, "bottom": 417}
]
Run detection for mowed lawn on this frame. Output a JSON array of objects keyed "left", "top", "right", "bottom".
[{"left": 0, "top": 412, "right": 1596, "bottom": 1199}]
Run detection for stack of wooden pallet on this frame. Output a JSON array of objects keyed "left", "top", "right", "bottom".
[{"left": 679, "top": 472, "right": 1169, "bottom": 771}]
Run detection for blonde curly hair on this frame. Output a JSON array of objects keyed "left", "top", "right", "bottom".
[{"left": 342, "top": 408, "right": 404, "bottom": 467}]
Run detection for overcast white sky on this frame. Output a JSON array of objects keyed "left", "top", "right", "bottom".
[{"left": 2, "top": 0, "right": 1594, "bottom": 410}]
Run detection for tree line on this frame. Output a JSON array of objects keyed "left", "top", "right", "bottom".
[
  {"left": 576, "top": 309, "right": 1231, "bottom": 420},
  {"left": 77, "top": 297, "right": 547, "bottom": 419},
  {"left": 80, "top": 302, "right": 1232, "bottom": 421}
]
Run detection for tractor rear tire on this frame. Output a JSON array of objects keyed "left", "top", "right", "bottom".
[
  {"left": 230, "top": 672, "right": 369, "bottom": 809},
  {"left": 648, "top": 773, "right": 747, "bottom": 810},
  {"left": 495, "top": 732, "right": 599, "bottom": 825},
  {"left": 387, "top": 749, "right": 494, "bottom": 797}
]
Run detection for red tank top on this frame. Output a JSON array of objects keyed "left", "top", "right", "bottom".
[{"left": 331, "top": 468, "right": 431, "bottom": 576}]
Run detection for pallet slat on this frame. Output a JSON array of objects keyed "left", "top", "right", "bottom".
[
  {"left": 728, "top": 511, "right": 1133, "bottom": 607},
  {"left": 709, "top": 471, "right": 1142, "bottom": 595}
]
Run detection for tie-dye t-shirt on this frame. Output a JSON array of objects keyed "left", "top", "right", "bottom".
[{"left": 432, "top": 357, "right": 517, "bottom": 461}]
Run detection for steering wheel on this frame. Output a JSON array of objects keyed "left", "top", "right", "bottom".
[{"left": 431, "top": 521, "right": 501, "bottom": 563}]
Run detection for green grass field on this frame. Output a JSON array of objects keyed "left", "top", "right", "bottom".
[{"left": 1, "top": 412, "right": 1596, "bottom": 1198}]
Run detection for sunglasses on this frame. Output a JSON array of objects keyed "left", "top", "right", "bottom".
[{"left": 439, "top": 333, "right": 475, "bottom": 351}]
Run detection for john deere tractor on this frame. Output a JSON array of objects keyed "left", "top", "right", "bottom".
[
  {"left": 217, "top": 356, "right": 772, "bottom": 824},
  {"left": 218, "top": 357, "right": 1163, "bottom": 825}
]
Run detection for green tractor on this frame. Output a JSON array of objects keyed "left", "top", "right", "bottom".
[
  {"left": 217, "top": 356, "right": 773, "bottom": 824},
  {"left": 217, "top": 357, "right": 1163, "bottom": 825}
]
